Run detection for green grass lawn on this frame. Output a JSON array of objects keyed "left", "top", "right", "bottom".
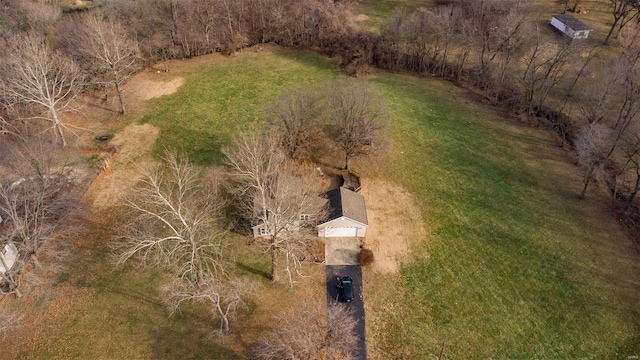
[
  {"left": 367, "top": 73, "right": 640, "bottom": 358},
  {"left": 139, "top": 47, "right": 640, "bottom": 358},
  {"left": 140, "top": 48, "right": 338, "bottom": 164}
]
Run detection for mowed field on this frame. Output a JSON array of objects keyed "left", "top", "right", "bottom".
[
  {"left": 367, "top": 73, "right": 640, "bottom": 358},
  {"left": 2, "top": 45, "right": 639, "bottom": 358},
  {"left": 124, "top": 46, "right": 640, "bottom": 357}
]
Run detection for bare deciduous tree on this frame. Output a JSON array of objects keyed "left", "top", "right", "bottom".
[
  {"left": 578, "top": 55, "right": 640, "bottom": 198},
  {"left": 252, "top": 301, "right": 359, "bottom": 360},
  {"left": 520, "top": 33, "right": 576, "bottom": 115},
  {"left": 604, "top": 0, "right": 640, "bottom": 45},
  {"left": 614, "top": 125, "right": 640, "bottom": 203},
  {"left": 433, "top": 5, "right": 461, "bottom": 78},
  {"left": 114, "top": 151, "right": 225, "bottom": 282},
  {"left": 576, "top": 123, "right": 612, "bottom": 199},
  {"left": 491, "top": 8, "right": 531, "bottom": 93},
  {"left": 0, "top": 33, "right": 84, "bottom": 147},
  {"left": 76, "top": 14, "right": 141, "bottom": 115},
  {"left": 0, "top": 115, "right": 11, "bottom": 136},
  {"left": 324, "top": 78, "right": 388, "bottom": 170},
  {"left": 559, "top": 44, "right": 601, "bottom": 115},
  {"left": 0, "top": 140, "right": 78, "bottom": 298},
  {"left": 0, "top": 0, "right": 60, "bottom": 36},
  {"left": 619, "top": 22, "right": 640, "bottom": 66},
  {"left": 268, "top": 87, "right": 321, "bottom": 159},
  {"left": 113, "top": 151, "right": 250, "bottom": 333},
  {"left": 161, "top": 275, "right": 254, "bottom": 333},
  {"left": 454, "top": 12, "right": 476, "bottom": 81},
  {"left": 223, "top": 128, "right": 326, "bottom": 285},
  {"left": 20, "top": 1, "right": 61, "bottom": 33},
  {"left": 578, "top": 62, "right": 622, "bottom": 124},
  {"left": 464, "top": 0, "right": 511, "bottom": 89}
]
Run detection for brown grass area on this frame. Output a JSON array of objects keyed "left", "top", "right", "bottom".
[
  {"left": 0, "top": 285, "right": 96, "bottom": 359},
  {"left": 0, "top": 47, "right": 337, "bottom": 358},
  {"left": 130, "top": 76, "right": 186, "bottom": 101},
  {"left": 86, "top": 123, "right": 159, "bottom": 211},
  {"left": 360, "top": 178, "right": 427, "bottom": 274},
  {"left": 357, "top": 178, "right": 429, "bottom": 358}
]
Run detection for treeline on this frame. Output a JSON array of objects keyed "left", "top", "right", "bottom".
[
  {"left": 71, "top": 0, "right": 355, "bottom": 58},
  {"left": 358, "top": 1, "right": 640, "bottom": 239},
  {"left": 4, "top": 0, "right": 640, "bottom": 224}
]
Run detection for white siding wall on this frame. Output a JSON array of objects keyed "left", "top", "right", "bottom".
[
  {"left": 550, "top": 17, "right": 571, "bottom": 37},
  {"left": 0, "top": 243, "right": 18, "bottom": 274},
  {"left": 574, "top": 30, "right": 588, "bottom": 39},
  {"left": 317, "top": 218, "right": 367, "bottom": 237}
]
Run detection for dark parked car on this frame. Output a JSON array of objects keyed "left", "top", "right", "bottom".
[{"left": 336, "top": 276, "right": 354, "bottom": 302}]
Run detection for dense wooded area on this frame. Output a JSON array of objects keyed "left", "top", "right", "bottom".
[
  {"left": 1, "top": 0, "right": 640, "bottom": 356},
  {"left": 3, "top": 0, "right": 640, "bottom": 203}
]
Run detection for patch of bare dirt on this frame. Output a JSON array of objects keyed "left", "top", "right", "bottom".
[
  {"left": 354, "top": 14, "right": 370, "bottom": 22},
  {"left": 130, "top": 76, "right": 186, "bottom": 101},
  {"left": 88, "top": 123, "right": 159, "bottom": 211},
  {"left": 359, "top": 179, "right": 427, "bottom": 274}
]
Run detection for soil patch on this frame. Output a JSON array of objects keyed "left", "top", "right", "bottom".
[
  {"left": 359, "top": 179, "right": 427, "bottom": 274},
  {"left": 131, "top": 76, "right": 186, "bottom": 101},
  {"left": 87, "top": 123, "right": 159, "bottom": 211}
]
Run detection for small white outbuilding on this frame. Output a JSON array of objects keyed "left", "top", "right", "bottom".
[
  {"left": 0, "top": 242, "right": 18, "bottom": 274},
  {"left": 550, "top": 14, "right": 593, "bottom": 39}
]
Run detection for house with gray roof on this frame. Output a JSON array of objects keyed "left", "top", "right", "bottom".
[{"left": 317, "top": 187, "right": 368, "bottom": 238}]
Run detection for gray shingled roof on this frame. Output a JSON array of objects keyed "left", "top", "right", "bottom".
[
  {"left": 325, "top": 187, "right": 368, "bottom": 225},
  {"left": 552, "top": 14, "right": 592, "bottom": 31}
]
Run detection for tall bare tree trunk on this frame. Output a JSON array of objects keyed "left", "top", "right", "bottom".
[
  {"left": 605, "top": 18, "right": 621, "bottom": 45},
  {"left": 51, "top": 110, "right": 66, "bottom": 148},
  {"left": 270, "top": 243, "right": 279, "bottom": 283},
  {"left": 113, "top": 69, "right": 126, "bottom": 115},
  {"left": 220, "top": 311, "right": 229, "bottom": 332},
  {"left": 580, "top": 165, "right": 596, "bottom": 199}
]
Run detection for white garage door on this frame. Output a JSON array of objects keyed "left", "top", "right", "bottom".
[{"left": 325, "top": 227, "right": 358, "bottom": 237}]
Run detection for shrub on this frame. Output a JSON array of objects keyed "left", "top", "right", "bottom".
[{"left": 358, "top": 248, "right": 374, "bottom": 267}]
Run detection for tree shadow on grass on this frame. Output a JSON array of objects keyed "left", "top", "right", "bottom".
[
  {"left": 152, "top": 127, "right": 226, "bottom": 166},
  {"left": 150, "top": 309, "right": 244, "bottom": 360},
  {"left": 236, "top": 261, "right": 270, "bottom": 279},
  {"left": 271, "top": 47, "right": 335, "bottom": 75}
]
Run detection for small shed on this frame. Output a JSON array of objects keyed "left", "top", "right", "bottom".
[
  {"left": 0, "top": 242, "right": 18, "bottom": 274},
  {"left": 317, "top": 187, "right": 368, "bottom": 238},
  {"left": 341, "top": 170, "right": 361, "bottom": 192},
  {"left": 550, "top": 14, "right": 593, "bottom": 39}
]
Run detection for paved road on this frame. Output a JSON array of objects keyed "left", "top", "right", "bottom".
[{"left": 326, "top": 265, "right": 367, "bottom": 360}]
